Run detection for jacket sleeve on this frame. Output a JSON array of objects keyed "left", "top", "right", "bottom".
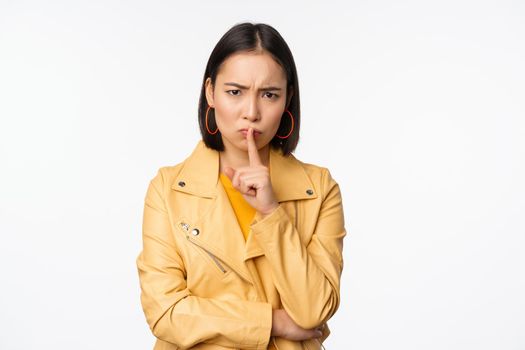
[
  {"left": 136, "top": 169, "right": 272, "bottom": 350},
  {"left": 250, "top": 167, "right": 346, "bottom": 330}
]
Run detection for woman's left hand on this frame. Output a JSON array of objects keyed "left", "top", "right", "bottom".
[{"left": 223, "top": 127, "right": 280, "bottom": 216}]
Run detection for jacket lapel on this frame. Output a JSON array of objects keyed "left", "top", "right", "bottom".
[{"left": 170, "top": 140, "right": 318, "bottom": 277}]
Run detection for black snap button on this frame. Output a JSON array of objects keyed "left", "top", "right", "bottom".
[
  {"left": 178, "top": 181, "right": 186, "bottom": 187},
  {"left": 306, "top": 189, "right": 314, "bottom": 195},
  {"left": 191, "top": 228, "right": 200, "bottom": 236}
]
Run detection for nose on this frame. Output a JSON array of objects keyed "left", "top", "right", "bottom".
[{"left": 243, "top": 94, "right": 260, "bottom": 121}]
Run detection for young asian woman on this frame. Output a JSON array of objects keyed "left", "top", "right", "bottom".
[{"left": 136, "top": 22, "right": 347, "bottom": 350}]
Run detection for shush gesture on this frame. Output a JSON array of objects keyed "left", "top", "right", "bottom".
[{"left": 223, "top": 127, "right": 280, "bottom": 216}]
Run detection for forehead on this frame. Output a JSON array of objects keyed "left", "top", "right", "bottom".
[{"left": 216, "top": 51, "right": 287, "bottom": 84}]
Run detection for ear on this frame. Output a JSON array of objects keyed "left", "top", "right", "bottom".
[{"left": 205, "top": 77, "right": 215, "bottom": 107}]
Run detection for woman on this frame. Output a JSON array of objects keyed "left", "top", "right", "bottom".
[{"left": 136, "top": 22, "right": 347, "bottom": 350}]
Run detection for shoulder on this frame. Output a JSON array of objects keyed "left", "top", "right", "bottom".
[
  {"left": 291, "top": 155, "right": 341, "bottom": 196},
  {"left": 146, "top": 160, "right": 187, "bottom": 193}
]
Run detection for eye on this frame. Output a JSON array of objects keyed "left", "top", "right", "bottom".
[
  {"left": 264, "top": 92, "right": 279, "bottom": 99},
  {"left": 227, "top": 89, "right": 241, "bottom": 96}
]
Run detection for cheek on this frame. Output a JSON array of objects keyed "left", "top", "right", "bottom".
[
  {"left": 266, "top": 107, "right": 285, "bottom": 127},
  {"left": 214, "top": 105, "right": 238, "bottom": 131},
  {"left": 214, "top": 96, "right": 240, "bottom": 116}
]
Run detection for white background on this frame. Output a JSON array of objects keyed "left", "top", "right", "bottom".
[{"left": 1, "top": 0, "right": 524, "bottom": 349}]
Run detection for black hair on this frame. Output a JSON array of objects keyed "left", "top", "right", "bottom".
[{"left": 197, "top": 22, "right": 300, "bottom": 156}]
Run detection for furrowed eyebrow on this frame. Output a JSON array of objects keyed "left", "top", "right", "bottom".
[{"left": 224, "top": 82, "right": 282, "bottom": 91}]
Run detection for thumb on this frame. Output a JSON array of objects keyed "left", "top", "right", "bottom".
[{"left": 223, "top": 166, "right": 235, "bottom": 181}]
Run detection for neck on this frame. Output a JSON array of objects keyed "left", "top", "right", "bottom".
[{"left": 219, "top": 142, "right": 270, "bottom": 174}]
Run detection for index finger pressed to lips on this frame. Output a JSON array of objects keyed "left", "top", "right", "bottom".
[{"left": 247, "top": 127, "right": 262, "bottom": 166}]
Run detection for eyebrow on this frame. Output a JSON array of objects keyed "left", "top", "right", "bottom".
[{"left": 223, "top": 82, "right": 282, "bottom": 91}]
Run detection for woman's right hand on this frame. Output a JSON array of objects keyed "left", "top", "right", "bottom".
[{"left": 271, "top": 309, "right": 323, "bottom": 341}]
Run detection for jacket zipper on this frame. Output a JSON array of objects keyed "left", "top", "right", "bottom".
[{"left": 187, "top": 236, "right": 228, "bottom": 273}]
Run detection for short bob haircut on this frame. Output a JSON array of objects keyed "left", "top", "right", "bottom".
[{"left": 198, "top": 22, "right": 300, "bottom": 156}]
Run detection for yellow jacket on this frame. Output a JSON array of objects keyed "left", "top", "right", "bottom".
[{"left": 136, "top": 140, "right": 347, "bottom": 350}]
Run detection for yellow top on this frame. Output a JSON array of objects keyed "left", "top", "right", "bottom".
[{"left": 219, "top": 173, "right": 256, "bottom": 241}]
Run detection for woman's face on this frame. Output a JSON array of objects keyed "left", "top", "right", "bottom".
[{"left": 205, "top": 50, "right": 291, "bottom": 153}]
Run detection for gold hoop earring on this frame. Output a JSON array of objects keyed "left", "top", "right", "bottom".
[{"left": 205, "top": 106, "right": 219, "bottom": 135}]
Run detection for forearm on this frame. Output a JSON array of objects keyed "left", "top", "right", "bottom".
[
  {"left": 150, "top": 294, "right": 272, "bottom": 349},
  {"left": 252, "top": 205, "right": 343, "bottom": 329},
  {"left": 251, "top": 169, "right": 346, "bottom": 329},
  {"left": 138, "top": 252, "right": 272, "bottom": 350}
]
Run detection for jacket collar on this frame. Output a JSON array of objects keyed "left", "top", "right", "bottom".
[{"left": 171, "top": 140, "right": 318, "bottom": 202}]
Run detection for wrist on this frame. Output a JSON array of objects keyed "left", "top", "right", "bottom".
[{"left": 258, "top": 203, "right": 279, "bottom": 218}]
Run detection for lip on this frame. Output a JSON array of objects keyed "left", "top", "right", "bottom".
[{"left": 239, "top": 128, "right": 262, "bottom": 136}]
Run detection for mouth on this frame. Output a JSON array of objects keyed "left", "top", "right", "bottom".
[{"left": 239, "top": 128, "right": 262, "bottom": 137}]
